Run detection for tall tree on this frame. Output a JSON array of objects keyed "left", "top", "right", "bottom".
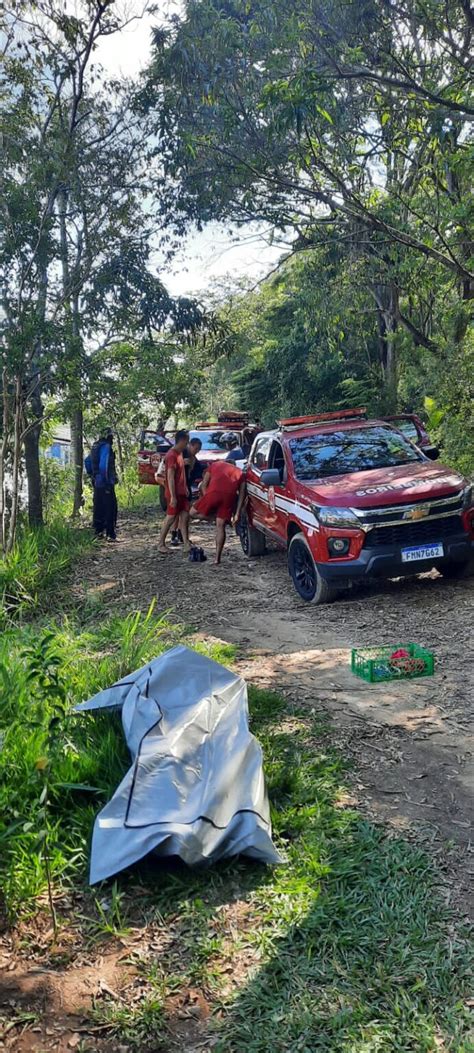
[{"left": 140, "top": 0, "right": 474, "bottom": 405}]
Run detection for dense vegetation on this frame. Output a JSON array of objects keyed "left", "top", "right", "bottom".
[{"left": 140, "top": 0, "right": 473, "bottom": 471}]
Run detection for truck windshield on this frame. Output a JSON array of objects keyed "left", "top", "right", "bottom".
[
  {"left": 190, "top": 430, "right": 226, "bottom": 451},
  {"left": 289, "top": 426, "right": 423, "bottom": 480}
]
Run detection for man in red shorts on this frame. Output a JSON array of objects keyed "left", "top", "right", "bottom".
[
  {"left": 190, "top": 460, "right": 246, "bottom": 564},
  {"left": 158, "top": 430, "right": 190, "bottom": 554}
]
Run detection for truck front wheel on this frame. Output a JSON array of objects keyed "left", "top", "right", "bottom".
[
  {"left": 288, "top": 534, "right": 336, "bottom": 604},
  {"left": 440, "top": 558, "right": 474, "bottom": 579},
  {"left": 239, "top": 511, "right": 267, "bottom": 557}
]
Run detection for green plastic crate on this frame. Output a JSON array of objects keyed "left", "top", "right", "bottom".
[{"left": 351, "top": 643, "right": 435, "bottom": 683}]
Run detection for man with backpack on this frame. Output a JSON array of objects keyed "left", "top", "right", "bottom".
[{"left": 85, "top": 428, "right": 118, "bottom": 542}]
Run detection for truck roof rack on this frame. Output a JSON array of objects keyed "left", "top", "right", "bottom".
[
  {"left": 194, "top": 418, "right": 251, "bottom": 430},
  {"left": 217, "top": 410, "right": 249, "bottom": 424},
  {"left": 278, "top": 408, "right": 367, "bottom": 430}
]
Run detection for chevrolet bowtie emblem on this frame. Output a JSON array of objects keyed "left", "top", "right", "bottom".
[{"left": 404, "top": 505, "right": 430, "bottom": 521}]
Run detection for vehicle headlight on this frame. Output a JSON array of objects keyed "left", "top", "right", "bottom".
[
  {"left": 462, "top": 484, "right": 474, "bottom": 510},
  {"left": 311, "top": 505, "right": 361, "bottom": 530}
]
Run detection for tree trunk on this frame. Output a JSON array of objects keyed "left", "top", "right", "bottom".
[
  {"left": 57, "top": 190, "right": 84, "bottom": 516},
  {"left": 71, "top": 293, "right": 84, "bottom": 516},
  {"left": 115, "top": 429, "right": 124, "bottom": 475},
  {"left": 70, "top": 407, "right": 84, "bottom": 516},
  {"left": 0, "top": 368, "right": 10, "bottom": 552},
  {"left": 6, "top": 377, "right": 23, "bottom": 553},
  {"left": 372, "top": 283, "right": 399, "bottom": 411},
  {"left": 23, "top": 389, "right": 44, "bottom": 527}
]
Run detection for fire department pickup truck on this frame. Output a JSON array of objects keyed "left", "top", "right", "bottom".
[{"left": 240, "top": 409, "right": 474, "bottom": 603}]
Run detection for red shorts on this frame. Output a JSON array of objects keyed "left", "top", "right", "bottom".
[
  {"left": 166, "top": 494, "right": 190, "bottom": 516},
  {"left": 194, "top": 489, "right": 236, "bottom": 524}
]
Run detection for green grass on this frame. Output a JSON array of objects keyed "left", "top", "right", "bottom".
[
  {"left": 0, "top": 521, "right": 93, "bottom": 626},
  {"left": 0, "top": 514, "right": 472, "bottom": 1053},
  {"left": 0, "top": 603, "right": 182, "bottom": 912},
  {"left": 1, "top": 635, "right": 472, "bottom": 1051},
  {"left": 89, "top": 691, "right": 472, "bottom": 1053}
]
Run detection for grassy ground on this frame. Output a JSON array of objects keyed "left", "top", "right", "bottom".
[{"left": 0, "top": 515, "right": 472, "bottom": 1052}]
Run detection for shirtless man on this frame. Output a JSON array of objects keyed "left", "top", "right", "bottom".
[
  {"left": 158, "top": 430, "right": 190, "bottom": 554},
  {"left": 190, "top": 459, "right": 246, "bottom": 564}
]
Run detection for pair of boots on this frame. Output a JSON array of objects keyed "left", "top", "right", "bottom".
[{"left": 170, "top": 529, "right": 184, "bottom": 547}]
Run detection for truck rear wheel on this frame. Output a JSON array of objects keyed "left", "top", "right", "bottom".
[
  {"left": 288, "top": 534, "right": 336, "bottom": 604},
  {"left": 239, "top": 510, "right": 266, "bottom": 557},
  {"left": 159, "top": 486, "right": 167, "bottom": 513}
]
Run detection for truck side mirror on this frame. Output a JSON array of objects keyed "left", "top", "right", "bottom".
[
  {"left": 260, "top": 468, "right": 282, "bottom": 487},
  {"left": 424, "top": 445, "right": 440, "bottom": 460}
]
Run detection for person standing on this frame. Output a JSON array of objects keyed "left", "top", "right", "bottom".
[
  {"left": 86, "top": 428, "right": 118, "bottom": 542},
  {"left": 190, "top": 459, "right": 246, "bottom": 564},
  {"left": 158, "top": 429, "right": 190, "bottom": 553},
  {"left": 224, "top": 432, "right": 245, "bottom": 463},
  {"left": 170, "top": 436, "right": 203, "bottom": 546}
]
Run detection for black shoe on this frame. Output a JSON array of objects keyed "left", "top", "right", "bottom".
[{"left": 106, "top": 535, "right": 118, "bottom": 543}]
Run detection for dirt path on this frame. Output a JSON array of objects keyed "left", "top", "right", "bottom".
[{"left": 80, "top": 504, "right": 474, "bottom": 917}]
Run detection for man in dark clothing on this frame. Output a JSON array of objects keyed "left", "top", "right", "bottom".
[{"left": 87, "top": 429, "right": 118, "bottom": 542}]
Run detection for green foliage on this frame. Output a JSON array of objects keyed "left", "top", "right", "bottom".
[
  {"left": 0, "top": 604, "right": 177, "bottom": 914},
  {"left": 40, "top": 460, "right": 76, "bottom": 522},
  {"left": 142, "top": 0, "right": 474, "bottom": 430},
  {"left": 0, "top": 523, "right": 93, "bottom": 627}
]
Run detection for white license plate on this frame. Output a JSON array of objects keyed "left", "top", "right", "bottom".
[{"left": 401, "top": 542, "right": 444, "bottom": 563}]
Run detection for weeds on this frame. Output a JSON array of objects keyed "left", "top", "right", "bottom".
[
  {"left": 0, "top": 605, "right": 180, "bottom": 915},
  {"left": 0, "top": 522, "right": 92, "bottom": 625}
]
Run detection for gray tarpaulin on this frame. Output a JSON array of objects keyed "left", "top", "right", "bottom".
[{"left": 75, "top": 645, "right": 281, "bottom": 883}]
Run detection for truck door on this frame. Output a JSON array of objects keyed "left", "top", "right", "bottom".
[
  {"left": 266, "top": 439, "right": 288, "bottom": 540},
  {"left": 137, "top": 431, "right": 170, "bottom": 485},
  {"left": 247, "top": 434, "right": 272, "bottom": 529},
  {"left": 383, "top": 415, "right": 424, "bottom": 446}
]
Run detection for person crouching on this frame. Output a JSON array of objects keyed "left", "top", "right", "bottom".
[{"left": 190, "top": 460, "right": 246, "bottom": 564}]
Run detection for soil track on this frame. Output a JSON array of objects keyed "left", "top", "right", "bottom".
[{"left": 82, "top": 504, "right": 474, "bottom": 917}]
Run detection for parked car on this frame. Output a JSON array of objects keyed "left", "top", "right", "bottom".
[{"left": 240, "top": 409, "right": 474, "bottom": 603}]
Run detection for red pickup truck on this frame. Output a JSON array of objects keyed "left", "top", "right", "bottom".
[{"left": 240, "top": 409, "right": 474, "bottom": 603}]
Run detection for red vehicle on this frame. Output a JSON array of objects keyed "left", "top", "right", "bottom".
[
  {"left": 240, "top": 409, "right": 474, "bottom": 603},
  {"left": 137, "top": 414, "right": 255, "bottom": 510},
  {"left": 137, "top": 429, "right": 173, "bottom": 487},
  {"left": 383, "top": 413, "right": 437, "bottom": 457}
]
